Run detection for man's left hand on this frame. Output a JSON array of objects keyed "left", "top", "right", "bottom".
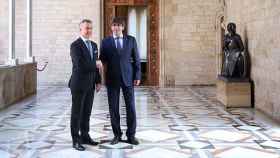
[
  {"left": 134, "top": 80, "right": 140, "bottom": 86},
  {"left": 96, "top": 84, "right": 102, "bottom": 92}
]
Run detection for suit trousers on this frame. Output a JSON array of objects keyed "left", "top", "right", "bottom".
[
  {"left": 70, "top": 88, "right": 95, "bottom": 142},
  {"left": 106, "top": 80, "right": 137, "bottom": 138}
]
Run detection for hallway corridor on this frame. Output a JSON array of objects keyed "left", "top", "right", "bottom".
[{"left": 0, "top": 86, "right": 280, "bottom": 158}]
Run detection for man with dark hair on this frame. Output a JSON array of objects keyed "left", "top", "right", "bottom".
[
  {"left": 100, "top": 17, "right": 141, "bottom": 145},
  {"left": 68, "top": 19, "right": 101, "bottom": 151},
  {"left": 111, "top": 17, "right": 125, "bottom": 26}
]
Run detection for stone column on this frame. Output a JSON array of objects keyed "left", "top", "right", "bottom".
[
  {"left": 25, "top": 0, "right": 35, "bottom": 63},
  {"left": 7, "top": 0, "right": 18, "bottom": 65}
]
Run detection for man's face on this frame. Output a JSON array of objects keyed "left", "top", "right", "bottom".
[
  {"left": 111, "top": 23, "right": 124, "bottom": 36},
  {"left": 80, "top": 22, "right": 92, "bottom": 39}
]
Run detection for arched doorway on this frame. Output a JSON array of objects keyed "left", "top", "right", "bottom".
[
  {"left": 215, "top": 0, "right": 226, "bottom": 76},
  {"left": 215, "top": 15, "right": 225, "bottom": 76},
  {"left": 103, "top": 0, "right": 160, "bottom": 86}
]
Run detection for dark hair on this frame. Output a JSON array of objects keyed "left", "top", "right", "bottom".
[{"left": 112, "top": 17, "right": 125, "bottom": 26}]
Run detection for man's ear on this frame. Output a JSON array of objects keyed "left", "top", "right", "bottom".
[{"left": 79, "top": 23, "right": 82, "bottom": 31}]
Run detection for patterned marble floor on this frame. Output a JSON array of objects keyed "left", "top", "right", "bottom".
[{"left": 0, "top": 86, "right": 280, "bottom": 158}]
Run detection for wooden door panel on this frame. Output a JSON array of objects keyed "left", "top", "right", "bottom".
[{"left": 104, "top": 0, "right": 159, "bottom": 86}]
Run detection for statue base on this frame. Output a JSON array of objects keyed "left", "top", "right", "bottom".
[{"left": 217, "top": 75, "right": 251, "bottom": 108}]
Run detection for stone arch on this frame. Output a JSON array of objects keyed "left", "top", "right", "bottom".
[
  {"left": 215, "top": 14, "right": 225, "bottom": 76},
  {"left": 215, "top": 0, "right": 226, "bottom": 76}
]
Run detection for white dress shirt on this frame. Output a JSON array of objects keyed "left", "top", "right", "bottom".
[
  {"left": 80, "top": 36, "right": 93, "bottom": 59},
  {"left": 113, "top": 34, "right": 123, "bottom": 49}
]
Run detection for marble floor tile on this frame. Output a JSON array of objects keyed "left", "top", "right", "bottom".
[
  {"left": 0, "top": 86, "right": 279, "bottom": 158},
  {"left": 234, "top": 125, "right": 264, "bottom": 131},
  {"left": 39, "top": 148, "right": 102, "bottom": 158},
  {"left": 213, "top": 146, "right": 279, "bottom": 158},
  {"left": 99, "top": 142, "right": 133, "bottom": 149},
  {"left": 169, "top": 125, "right": 198, "bottom": 131},
  {"left": 178, "top": 140, "right": 214, "bottom": 149},
  {"left": 126, "top": 147, "right": 191, "bottom": 158},
  {"left": 136, "top": 130, "right": 179, "bottom": 142},
  {"left": 20, "top": 140, "right": 53, "bottom": 150},
  {"left": 257, "top": 140, "right": 280, "bottom": 149},
  {"left": 0, "top": 150, "right": 16, "bottom": 158},
  {"left": 200, "top": 130, "right": 252, "bottom": 142}
]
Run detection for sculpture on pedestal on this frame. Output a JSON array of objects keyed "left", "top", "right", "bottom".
[{"left": 221, "top": 23, "right": 247, "bottom": 78}]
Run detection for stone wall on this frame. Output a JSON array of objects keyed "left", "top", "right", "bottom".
[
  {"left": 160, "top": 0, "right": 221, "bottom": 85},
  {"left": 0, "top": 63, "right": 37, "bottom": 109},
  {"left": 0, "top": 0, "right": 102, "bottom": 85},
  {"left": 1, "top": 0, "right": 222, "bottom": 86},
  {"left": 33, "top": 0, "right": 102, "bottom": 85},
  {"left": 0, "top": 0, "right": 8, "bottom": 64},
  {"left": 225, "top": 0, "right": 280, "bottom": 121}
]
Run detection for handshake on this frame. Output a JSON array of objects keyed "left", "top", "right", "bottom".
[
  {"left": 96, "top": 60, "right": 102, "bottom": 69},
  {"left": 95, "top": 60, "right": 102, "bottom": 92}
]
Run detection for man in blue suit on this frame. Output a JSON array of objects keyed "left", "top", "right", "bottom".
[{"left": 100, "top": 17, "right": 141, "bottom": 145}]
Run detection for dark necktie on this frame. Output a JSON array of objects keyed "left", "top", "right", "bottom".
[{"left": 86, "top": 40, "right": 93, "bottom": 59}]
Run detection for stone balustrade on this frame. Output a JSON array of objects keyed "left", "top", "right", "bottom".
[{"left": 0, "top": 63, "right": 37, "bottom": 109}]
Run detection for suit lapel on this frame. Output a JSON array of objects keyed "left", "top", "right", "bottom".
[
  {"left": 123, "top": 36, "right": 128, "bottom": 51},
  {"left": 110, "top": 36, "right": 119, "bottom": 54},
  {"left": 110, "top": 36, "right": 116, "bottom": 48},
  {"left": 78, "top": 38, "right": 92, "bottom": 61}
]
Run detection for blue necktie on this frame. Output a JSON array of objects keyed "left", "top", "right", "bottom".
[
  {"left": 116, "top": 37, "right": 122, "bottom": 51},
  {"left": 86, "top": 40, "right": 93, "bottom": 59}
]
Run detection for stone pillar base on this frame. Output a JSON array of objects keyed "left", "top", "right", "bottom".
[
  {"left": 217, "top": 76, "right": 251, "bottom": 108},
  {"left": 6, "top": 58, "right": 19, "bottom": 66},
  {"left": 25, "top": 56, "right": 35, "bottom": 63}
]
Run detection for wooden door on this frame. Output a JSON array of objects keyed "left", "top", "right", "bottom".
[{"left": 104, "top": 0, "right": 159, "bottom": 86}]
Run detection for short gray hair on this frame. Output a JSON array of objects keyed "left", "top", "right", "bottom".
[{"left": 79, "top": 19, "right": 92, "bottom": 27}]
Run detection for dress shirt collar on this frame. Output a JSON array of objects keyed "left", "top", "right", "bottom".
[
  {"left": 80, "top": 35, "right": 90, "bottom": 43},
  {"left": 113, "top": 33, "right": 124, "bottom": 39}
]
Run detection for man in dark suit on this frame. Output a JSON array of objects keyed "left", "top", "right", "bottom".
[
  {"left": 100, "top": 17, "right": 141, "bottom": 145},
  {"left": 68, "top": 19, "right": 102, "bottom": 151}
]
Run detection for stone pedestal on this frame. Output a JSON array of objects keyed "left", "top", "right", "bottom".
[{"left": 217, "top": 76, "right": 251, "bottom": 108}]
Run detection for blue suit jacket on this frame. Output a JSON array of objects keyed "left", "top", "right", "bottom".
[{"left": 100, "top": 35, "right": 141, "bottom": 87}]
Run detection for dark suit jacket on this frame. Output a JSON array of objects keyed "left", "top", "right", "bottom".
[
  {"left": 100, "top": 35, "right": 141, "bottom": 87},
  {"left": 68, "top": 37, "right": 101, "bottom": 92}
]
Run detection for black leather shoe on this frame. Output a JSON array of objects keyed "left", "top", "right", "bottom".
[
  {"left": 127, "top": 137, "right": 139, "bottom": 145},
  {"left": 110, "top": 136, "right": 121, "bottom": 145},
  {"left": 81, "top": 137, "right": 99, "bottom": 146},
  {"left": 73, "top": 142, "right": 85, "bottom": 151}
]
